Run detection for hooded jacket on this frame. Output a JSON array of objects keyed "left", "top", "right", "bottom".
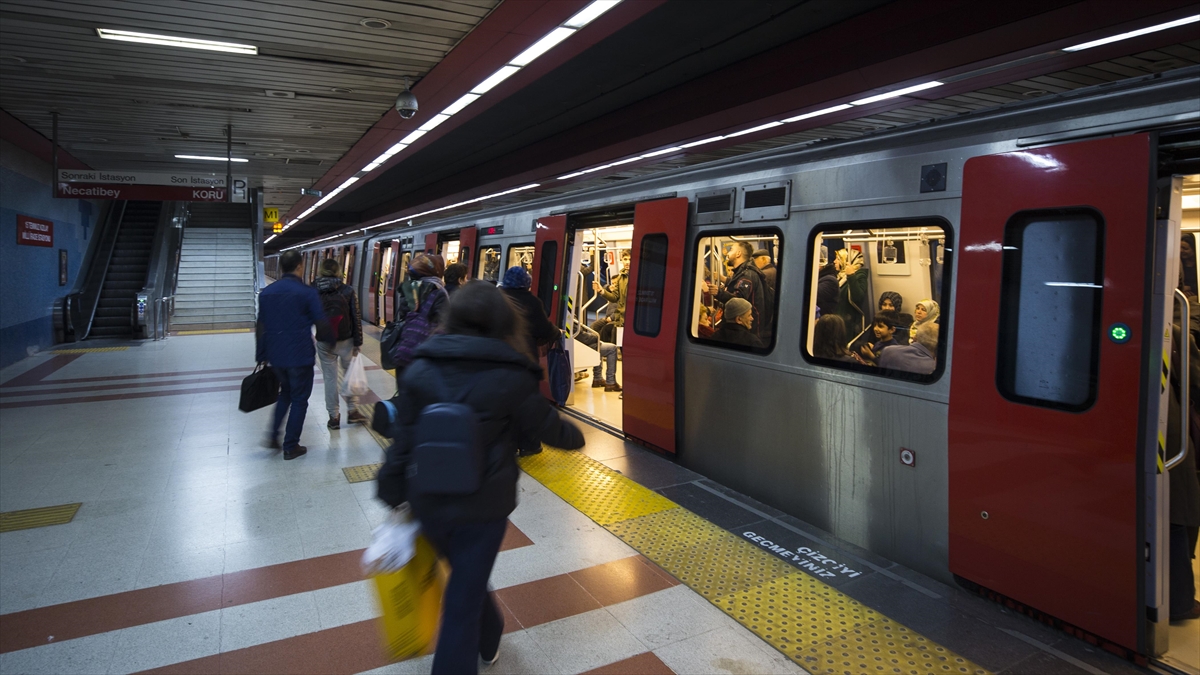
[
  {"left": 376, "top": 334, "right": 584, "bottom": 523},
  {"left": 313, "top": 275, "right": 363, "bottom": 347},
  {"left": 502, "top": 287, "right": 560, "bottom": 359}
]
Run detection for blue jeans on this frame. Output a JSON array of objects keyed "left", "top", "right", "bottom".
[
  {"left": 577, "top": 330, "right": 617, "bottom": 385},
  {"left": 271, "top": 365, "right": 314, "bottom": 451},
  {"left": 419, "top": 517, "right": 507, "bottom": 675}
]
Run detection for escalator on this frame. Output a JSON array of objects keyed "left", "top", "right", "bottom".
[{"left": 89, "top": 201, "right": 162, "bottom": 338}]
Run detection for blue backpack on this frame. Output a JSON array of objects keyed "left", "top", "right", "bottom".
[{"left": 406, "top": 373, "right": 486, "bottom": 496}]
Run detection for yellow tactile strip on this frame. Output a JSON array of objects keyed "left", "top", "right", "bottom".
[
  {"left": 49, "top": 347, "right": 129, "bottom": 354},
  {"left": 343, "top": 463, "right": 383, "bottom": 484},
  {"left": 520, "top": 448, "right": 990, "bottom": 675},
  {"left": 174, "top": 328, "right": 254, "bottom": 335},
  {"left": 0, "top": 503, "right": 82, "bottom": 532},
  {"left": 356, "top": 403, "right": 391, "bottom": 450}
]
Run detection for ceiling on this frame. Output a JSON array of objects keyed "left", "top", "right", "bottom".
[{"left": 0, "top": 0, "right": 499, "bottom": 210}]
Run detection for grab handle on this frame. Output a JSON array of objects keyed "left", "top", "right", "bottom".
[{"left": 1166, "top": 288, "right": 1191, "bottom": 471}]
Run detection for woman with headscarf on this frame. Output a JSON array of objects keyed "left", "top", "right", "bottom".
[
  {"left": 391, "top": 253, "right": 449, "bottom": 388},
  {"left": 833, "top": 248, "right": 868, "bottom": 336},
  {"left": 878, "top": 291, "right": 913, "bottom": 344},
  {"left": 909, "top": 299, "right": 940, "bottom": 343}
]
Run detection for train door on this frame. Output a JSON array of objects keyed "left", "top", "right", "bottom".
[
  {"left": 948, "top": 134, "right": 1165, "bottom": 654},
  {"left": 459, "top": 226, "right": 477, "bottom": 273},
  {"left": 424, "top": 232, "right": 437, "bottom": 255},
  {"left": 368, "top": 242, "right": 382, "bottom": 323},
  {"left": 532, "top": 216, "right": 568, "bottom": 401},
  {"left": 384, "top": 241, "right": 402, "bottom": 323},
  {"left": 622, "top": 197, "right": 688, "bottom": 452},
  {"left": 377, "top": 241, "right": 396, "bottom": 326}
]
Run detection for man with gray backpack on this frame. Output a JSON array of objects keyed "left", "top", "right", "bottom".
[{"left": 314, "top": 258, "right": 367, "bottom": 429}]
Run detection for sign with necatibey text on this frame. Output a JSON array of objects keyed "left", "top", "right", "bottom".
[
  {"left": 17, "top": 215, "right": 53, "bottom": 247},
  {"left": 56, "top": 170, "right": 247, "bottom": 202}
]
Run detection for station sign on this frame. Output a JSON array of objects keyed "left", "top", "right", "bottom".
[
  {"left": 264, "top": 207, "right": 279, "bottom": 222},
  {"left": 56, "top": 170, "right": 248, "bottom": 202},
  {"left": 16, "top": 214, "right": 53, "bottom": 247}
]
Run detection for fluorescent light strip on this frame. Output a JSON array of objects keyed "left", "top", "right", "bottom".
[
  {"left": 441, "top": 93, "right": 480, "bottom": 116},
  {"left": 511, "top": 27, "right": 576, "bottom": 66},
  {"left": 850, "top": 81, "right": 943, "bottom": 106},
  {"left": 418, "top": 114, "right": 451, "bottom": 132},
  {"left": 1063, "top": 15, "right": 1198, "bottom": 52},
  {"left": 96, "top": 28, "right": 257, "bottom": 55},
  {"left": 782, "top": 103, "right": 853, "bottom": 123},
  {"left": 680, "top": 136, "right": 725, "bottom": 149},
  {"left": 399, "top": 130, "right": 427, "bottom": 145},
  {"left": 640, "top": 146, "right": 683, "bottom": 158},
  {"left": 564, "top": 0, "right": 622, "bottom": 28},
  {"left": 265, "top": 235, "right": 276, "bottom": 243},
  {"left": 471, "top": 65, "right": 521, "bottom": 94},
  {"left": 725, "top": 121, "right": 784, "bottom": 138},
  {"left": 175, "top": 154, "right": 248, "bottom": 162}
]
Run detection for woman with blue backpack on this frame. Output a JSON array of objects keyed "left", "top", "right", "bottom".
[{"left": 376, "top": 281, "right": 584, "bottom": 674}]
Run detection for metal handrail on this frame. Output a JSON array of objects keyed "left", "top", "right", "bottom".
[{"left": 1167, "top": 288, "right": 1191, "bottom": 470}]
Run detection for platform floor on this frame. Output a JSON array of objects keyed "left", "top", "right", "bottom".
[{"left": 0, "top": 332, "right": 1180, "bottom": 675}]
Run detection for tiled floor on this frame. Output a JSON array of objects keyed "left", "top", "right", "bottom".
[{"left": 0, "top": 335, "right": 801, "bottom": 675}]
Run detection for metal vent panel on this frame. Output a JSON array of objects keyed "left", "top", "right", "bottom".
[
  {"left": 739, "top": 181, "right": 791, "bottom": 222},
  {"left": 695, "top": 189, "right": 735, "bottom": 224}
]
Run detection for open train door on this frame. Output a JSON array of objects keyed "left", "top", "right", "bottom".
[
  {"left": 424, "top": 232, "right": 437, "bottom": 255},
  {"left": 383, "top": 241, "right": 400, "bottom": 322},
  {"left": 623, "top": 197, "right": 688, "bottom": 453},
  {"left": 949, "top": 134, "right": 1165, "bottom": 653},
  {"left": 532, "top": 215, "right": 568, "bottom": 401},
  {"left": 367, "top": 242, "right": 382, "bottom": 323},
  {"left": 459, "top": 226, "right": 477, "bottom": 272}
]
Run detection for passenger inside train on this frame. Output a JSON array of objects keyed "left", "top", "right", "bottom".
[{"left": 691, "top": 233, "right": 781, "bottom": 351}]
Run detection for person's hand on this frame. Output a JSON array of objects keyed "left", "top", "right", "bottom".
[
  {"left": 352, "top": 347, "right": 360, "bottom": 357},
  {"left": 703, "top": 281, "right": 716, "bottom": 294},
  {"left": 592, "top": 280, "right": 602, "bottom": 292}
]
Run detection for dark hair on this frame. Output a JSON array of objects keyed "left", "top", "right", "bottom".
[
  {"left": 318, "top": 258, "right": 340, "bottom": 277},
  {"left": 878, "top": 291, "right": 903, "bottom": 312},
  {"left": 280, "top": 251, "right": 302, "bottom": 273},
  {"left": 873, "top": 310, "right": 900, "bottom": 329},
  {"left": 818, "top": 263, "right": 837, "bottom": 278},
  {"left": 734, "top": 241, "right": 753, "bottom": 258},
  {"left": 409, "top": 253, "right": 445, "bottom": 279},
  {"left": 812, "top": 315, "right": 849, "bottom": 359},
  {"left": 443, "top": 281, "right": 532, "bottom": 360},
  {"left": 444, "top": 263, "right": 468, "bottom": 286}
]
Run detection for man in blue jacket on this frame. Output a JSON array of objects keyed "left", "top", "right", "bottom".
[{"left": 256, "top": 251, "right": 327, "bottom": 460}]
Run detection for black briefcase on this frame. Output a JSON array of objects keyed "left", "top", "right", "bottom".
[{"left": 239, "top": 363, "right": 280, "bottom": 412}]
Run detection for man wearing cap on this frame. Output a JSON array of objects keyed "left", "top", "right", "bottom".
[
  {"left": 712, "top": 298, "right": 763, "bottom": 348},
  {"left": 704, "top": 241, "right": 772, "bottom": 342},
  {"left": 753, "top": 249, "right": 777, "bottom": 293},
  {"left": 500, "top": 266, "right": 559, "bottom": 360}
]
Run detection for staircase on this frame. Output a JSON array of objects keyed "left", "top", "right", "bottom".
[
  {"left": 90, "top": 201, "right": 161, "bottom": 338},
  {"left": 172, "top": 219, "right": 257, "bottom": 331}
]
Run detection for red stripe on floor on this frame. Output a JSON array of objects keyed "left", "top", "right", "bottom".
[{"left": 0, "top": 354, "right": 82, "bottom": 387}]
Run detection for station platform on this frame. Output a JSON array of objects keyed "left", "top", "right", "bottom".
[{"left": 0, "top": 331, "right": 1164, "bottom": 675}]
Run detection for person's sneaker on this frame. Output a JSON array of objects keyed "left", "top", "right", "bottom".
[
  {"left": 347, "top": 409, "right": 369, "bottom": 425},
  {"left": 327, "top": 414, "right": 340, "bottom": 429},
  {"left": 591, "top": 377, "right": 605, "bottom": 388},
  {"left": 574, "top": 371, "right": 588, "bottom": 382},
  {"left": 481, "top": 644, "right": 500, "bottom": 666},
  {"left": 605, "top": 383, "right": 623, "bottom": 392},
  {"left": 1171, "top": 599, "right": 1200, "bottom": 621},
  {"left": 283, "top": 445, "right": 308, "bottom": 460},
  {"left": 517, "top": 447, "right": 543, "bottom": 457}
]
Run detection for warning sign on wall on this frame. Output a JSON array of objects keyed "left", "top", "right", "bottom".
[{"left": 17, "top": 215, "right": 53, "bottom": 247}]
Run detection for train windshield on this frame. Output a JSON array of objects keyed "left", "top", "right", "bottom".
[{"left": 805, "top": 221, "right": 949, "bottom": 380}]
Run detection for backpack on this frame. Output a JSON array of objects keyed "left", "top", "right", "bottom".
[
  {"left": 318, "top": 285, "right": 353, "bottom": 343},
  {"left": 389, "top": 281, "right": 448, "bottom": 369},
  {"left": 378, "top": 321, "right": 402, "bottom": 370},
  {"left": 406, "top": 372, "right": 486, "bottom": 496}
]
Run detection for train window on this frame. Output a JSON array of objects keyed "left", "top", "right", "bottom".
[
  {"left": 689, "top": 231, "right": 781, "bottom": 352},
  {"left": 536, "top": 241, "right": 558, "bottom": 318},
  {"left": 476, "top": 246, "right": 502, "bottom": 283},
  {"left": 802, "top": 219, "right": 951, "bottom": 382},
  {"left": 633, "top": 235, "right": 669, "bottom": 337},
  {"left": 507, "top": 243, "right": 535, "bottom": 274},
  {"left": 997, "top": 210, "right": 1104, "bottom": 410}
]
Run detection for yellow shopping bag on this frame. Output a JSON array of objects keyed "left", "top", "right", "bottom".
[{"left": 370, "top": 534, "right": 444, "bottom": 661}]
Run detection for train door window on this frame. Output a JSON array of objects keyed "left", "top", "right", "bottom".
[
  {"left": 803, "top": 219, "right": 950, "bottom": 382},
  {"left": 996, "top": 210, "right": 1104, "bottom": 410},
  {"left": 442, "top": 240, "right": 461, "bottom": 264},
  {"left": 536, "top": 241, "right": 558, "bottom": 316},
  {"left": 633, "top": 234, "right": 669, "bottom": 337},
  {"left": 508, "top": 243, "right": 535, "bottom": 273},
  {"left": 689, "top": 231, "right": 781, "bottom": 352},
  {"left": 477, "top": 246, "right": 501, "bottom": 282}
]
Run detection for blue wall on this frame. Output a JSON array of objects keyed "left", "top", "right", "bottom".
[{"left": 0, "top": 146, "right": 100, "bottom": 368}]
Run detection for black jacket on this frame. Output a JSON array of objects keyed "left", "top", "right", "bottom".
[
  {"left": 717, "top": 261, "right": 772, "bottom": 341},
  {"left": 816, "top": 275, "right": 839, "bottom": 318},
  {"left": 376, "top": 335, "right": 584, "bottom": 523},
  {"left": 712, "top": 321, "right": 763, "bottom": 348},
  {"left": 502, "top": 287, "right": 560, "bottom": 358},
  {"left": 313, "top": 276, "right": 363, "bottom": 347},
  {"left": 397, "top": 277, "right": 449, "bottom": 326}
]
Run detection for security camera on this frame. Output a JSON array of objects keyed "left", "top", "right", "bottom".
[{"left": 395, "top": 87, "right": 418, "bottom": 119}]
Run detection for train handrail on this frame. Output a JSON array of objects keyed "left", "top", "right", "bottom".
[{"left": 1167, "top": 288, "right": 1191, "bottom": 471}]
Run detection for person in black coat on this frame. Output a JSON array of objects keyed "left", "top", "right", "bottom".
[
  {"left": 711, "top": 298, "right": 763, "bottom": 348},
  {"left": 815, "top": 264, "right": 839, "bottom": 319},
  {"left": 376, "top": 281, "right": 584, "bottom": 674},
  {"left": 499, "top": 265, "right": 560, "bottom": 360}
]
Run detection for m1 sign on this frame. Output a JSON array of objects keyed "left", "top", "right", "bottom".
[
  {"left": 17, "top": 215, "right": 53, "bottom": 247},
  {"left": 56, "top": 170, "right": 247, "bottom": 202}
]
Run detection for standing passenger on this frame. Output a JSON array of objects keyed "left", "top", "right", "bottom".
[
  {"left": 705, "top": 242, "right": 771, "bottom": 341},
  {"left": 391, "top": 254, "right": 449, "bottom": 389},
  {"left": 256, "top": 250, "right": 326, "bottom": 460},
  {"left": 815, "top": 264, "right": 839, "bottom": 319},
  {"left": 444, "top": 262, "right": 468, "bottom": 296},
  {"left": 833, "top": 248, "right": 868, "bottom": 336},
  {"left": 499, "top": 266, "right": 560, "bottom": 362},
  {"left": 712, "top": 298, "right": 763, "bottom": 348},
  {"left": 591, "top": 250, "right": 631, "bottom": 344},
  {"left": 812, "top": 315, "right": 854, "bottom": 362},
  {"left": 753, "top": 249, "right": 777, "bottom": 293},
  {"left": 314, "top": 258, "right": 367, "bottom": 429},
  {"left": 376, "top": 282, "right": 585, "bottom": 674}
]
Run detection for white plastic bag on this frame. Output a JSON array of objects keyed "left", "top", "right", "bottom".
[
  {"left": 363, "top": 506, "right": 420, "bottom": 574},
  {"left": 341, "top": 354, "right": 370, "bottom": 398}
]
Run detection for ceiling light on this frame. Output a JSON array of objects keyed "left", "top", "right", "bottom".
[
  {"left": 640, "top": 146, "right": 683, "bottom": 158},
  {"left": 265, "top": 235, "right": 277, "bottom": 243},
  {"left": 331, "top": 87, "right": 354, "bottom": 94},
  {"left": 418, "top": 114, "right": 450, "bottom": 132},
  {"left": 176, "top": 154, "right": 248, "bottom": 162},
  {"left": 1063, "top": 15, "right": 1198, "bottom": 51},
  {"left": 1183, "top": 194, "right": 1200, "bottom": 209},
  {"left": 725, "top": 121, "right": 784, "bottom": 138},
  {"left": 558, "top": 170, "right": 590, "bottom": 180},
  {"left": 441, "top": 93, "right": 480, "bottom": 116},
  {"left": 680, "top": 136, "right": 725, "bottom": 149},
  {"left": 851, "top": 81, "right": 943, "bottom": 106},
  {"left": 470, "top": 65, "right": 520, "bottom": 94},
  {"left": 90, "top": 137, "right": 109, "bottom": 142},
  {"left": 781, "top": 103, "right": 853, "bottom": 123},
  {"left": 606, "top": 156, "right": 641, "bottom": 167},
  {"left": 509, "top": 27, "right": 575, "bottom": 67},
  {"left": 399, "top": 129, "right": 427, "bottom": 145},
  {"left": 564, "top": 0, "right": 623, "bottom": 28},
  {"left": 96, "top": 28, "right": 257, "bottom": 55},
  {"left": 359, "top": 17, "right": 391, "bottom": 29},
  {"left": 306, "top": 124, "right": 324, "bottom": 129}
]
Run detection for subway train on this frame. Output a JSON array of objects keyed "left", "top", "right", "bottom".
[{"left": 286, "top": 66, "right": 1200, "bottom": 659}]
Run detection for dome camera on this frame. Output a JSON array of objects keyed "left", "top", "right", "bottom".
[{"left": 395, "top": 83, "right": 418, "bottom": 119}]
